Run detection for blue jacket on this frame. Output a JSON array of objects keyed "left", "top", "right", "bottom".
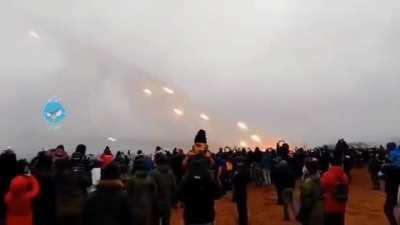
[{"left": 389, "top": 148, "right": 400, "bottom": 166}]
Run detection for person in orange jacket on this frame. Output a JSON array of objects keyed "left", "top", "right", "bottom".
[
  {"left": 4, "top": 175, "right": 40, "bottom": 225},
  {"left": 321, "top": 160, "right": 349, "bottom": 225}
]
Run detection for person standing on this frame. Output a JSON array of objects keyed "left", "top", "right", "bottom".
[
  {"left": 71, "top": 144, "right": 92, "bottom": 195},
  {"left": 182, "top": 130, "right": 215, "bottom": 171},
  {"left": 262, "top": 150, "right": 273, "bottom": 185},
  {"left": 100, "top": 146, "right": 114, "bottom": 167},
  {"left": 170, "top": 149, "right": 185, "bottom": 186},
  {"left": 150, "top": 154, "right": 177, "bottom": 225},
  {"left": 321, "top": 160, "right": 349, "bottom": 225},
  {"left": 52, "top": 145, "right": 70, "bottom": 162},
  {"left": 179, "top": 159, "right": 221, "bottom": 225},
  {"left": 126, "top": 159, "right": 158, "bottom": 225},
  {"left": 5, "top": 175, "right": 40, "bottom": 225},
  {"left": 297, "top": 158, "right": 324, "bottom": 225},
  {"left": 0, "top": 150, "right": 17, "bottom": 225},
  {"left": 82, "top": 162, "right": 133, "bottom": 225},
  {"left": 232, "top": 157, "right": 250, "bottom": 225},
  {"left": 54, "top": 159, "right": 86, "bottom": 225},
  {"left": 32, "top": 153, "right": 56, "bottom": 225},
  {"left": 380, "top": 142, "right": 400, "bottom": 225},
  {"left": 368, "top": 152, "right": 384, "bottom": 190},
  {"left": 272, "top": 160, "right": 296, "bottom": 206}
]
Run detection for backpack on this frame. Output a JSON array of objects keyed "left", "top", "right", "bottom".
[
  {"left": 334, "top": 181, "right": 349, "bottom": 203},
  {"left": 71, "top": 152, "right": 92, "bottom": 187},
  {"left": 183, "top": 174, "right": 212, "bottom": 205}
]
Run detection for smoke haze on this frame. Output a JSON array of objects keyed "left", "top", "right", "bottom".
[{"left": 1, "top": 0, "right": 400, "bottom": 156}]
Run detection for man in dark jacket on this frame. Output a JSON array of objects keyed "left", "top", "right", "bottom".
[
  {"left": 272, "top": 160, "right": 296, "bottom": 205},
  {"left": 0, "top": 150, "right": 17, "bottom": 225},
  {"left": 369, "top": 152, "right": 384, "bottom": 190},
  {"left": 232, "top": 157, "right": 250, "bottom": 225},
  {"left": 150, "top": 154, "right": 177, "bottom": 225},
  {"left": 170, "top": 149, "right": 185, "bottom": 186},
  {"left": 82, "top": 162, "right": 133, "bottom": 225},
  {"left": 71, "top": 144, "right": 92, "bottom": 194},
  {"left": 32, "top": 153, "right": 56, "bottom": 225},
  {"left": 126, "top": 159, "right": 158, "bottom": 225},
  {"left": 182, "top": 130, "right": 215, "bottom": 171},
  {"left": 54, "top": 159, "right": 86, "bottom": 225},
  {"left": 179, "top": 160, "right": 221, "bottom": 225}
]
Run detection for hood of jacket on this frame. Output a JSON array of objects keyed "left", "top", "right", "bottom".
[
  {"left": 328, "top": 166, "right": 346, "bottom": 177},
  {"left": 9, "top": 175, "right": 30, "bottom": 194}
]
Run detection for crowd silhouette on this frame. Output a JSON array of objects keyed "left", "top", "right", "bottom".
[{"left": 0, "top": 130, "right": 400, "bottom": 225}]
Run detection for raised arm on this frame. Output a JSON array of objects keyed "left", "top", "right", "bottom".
[{"left": 26, "top": 175, "right": 40, "bottom": 199}]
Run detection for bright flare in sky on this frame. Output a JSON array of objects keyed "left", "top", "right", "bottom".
[
  {"left": 200, "top": 113, "right": 210, "bottom": 121},
  {"left": 29, "top": 30, "right": 40, "bottom": 39},
  {"left": 240, "top": 141, "right": 248, "bottom": 147},
  {"left": 143, "top": 88, "right": 152, "bottom": 95},
  {"left": 237, "top": 122, "right": 248, "bottom": 130},
  {"left": 163, "top": 87, "right": 174, "bottom": 94},
  {"left": 173, "top": 108, "right": 184, "bottom": 116},
  {"left": 251, "top": 134, "right": 261, "bottom": 142},
  {"left": 107, "top": 137, "right": 117, "bottom": 142}
]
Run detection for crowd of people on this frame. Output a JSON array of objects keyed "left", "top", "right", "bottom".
[{"left": 0, "top": 130, "right": 400, "bottom": 225}]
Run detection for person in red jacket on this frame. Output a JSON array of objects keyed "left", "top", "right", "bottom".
[
  {"left": 4, "top": 175, "right": 40, "bottom": 225},
  {"left": 321, "top": 161, "right": 349, "bottom": 225},
  {"left": 100, "top": 146, "right": 114, "bottom": 167}
]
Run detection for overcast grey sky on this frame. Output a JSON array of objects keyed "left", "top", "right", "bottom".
[{"left": 1, "top": 0, "right": 400, "bottom": 155}]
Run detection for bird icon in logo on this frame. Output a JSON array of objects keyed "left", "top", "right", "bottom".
[{"left": 43, "top": 97, "right": 66, "bottom": 125}]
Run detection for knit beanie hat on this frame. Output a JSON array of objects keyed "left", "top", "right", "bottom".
[{"left": 194, "top": 129, "right": 207, "bottom": 144}]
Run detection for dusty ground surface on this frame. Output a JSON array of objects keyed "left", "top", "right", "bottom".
[{"left": 172, "top": 168, "right": 388, "bottom": 225}]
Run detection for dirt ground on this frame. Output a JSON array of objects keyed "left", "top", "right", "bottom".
[{"left": 172, "top": 168, "right": 388, "bottom": 225}]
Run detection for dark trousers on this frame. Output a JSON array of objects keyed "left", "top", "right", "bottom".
[
  {"left": 276, "top": 186, "right": 283, "bottom": 204},
  {"left": 282, "top": 188, "right": 294, "bottom": 221},
  {"left": 236, "top": 198, "right": 248, "bottom": 225},
  {"left": 325, "top": 213, "right": 345, "bottom": 225},
  {"left": 384, "top": 195, "right": 398, "bottom": 225}
]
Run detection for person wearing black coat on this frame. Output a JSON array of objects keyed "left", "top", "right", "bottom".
[
  {"left": 272, "top": 160, "right": 296, "bottom": 205},
  {"left": 150, "top": 155, "right": 177, "bottom": 225},
  {"left": 170, "top": 149, "right": 185, "bottom": 186},
  {"left": 368, "top": 152, "right": 384, "bottom": 190},
  {"left": 0, "top": 150, "right": 17, "bottom": 225},
  {"left": 179, "top": 160, "right": 221, "bottom": 225},
  {"left": 232, "top": 158, "right": 250, "bottom": 225},
  {"left": 82, "top": 162, "right": 134, "bottom": 225},
  {"left": 32, "top": 153, "right": 56, "bottom": 225},
  {"left": 54, "top": 159, "right": 86, "bottom": 225}
]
